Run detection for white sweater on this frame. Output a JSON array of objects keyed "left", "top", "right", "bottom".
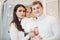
[
  {"left": 9, "top": 23, "right": 28, "bottom": 40},
  {"left": 36, "top": 14, "right": 60, "bottom": 40}
]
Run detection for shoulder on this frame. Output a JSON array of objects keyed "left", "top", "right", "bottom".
[
  {"left": 45, "top": 15, "right": 58, "bottom": 24},
  {"left": 21, "top": 17, "right": 31, "bottom": 23},
  {"left": 46, "top": 15, "right": 57, "bottom": 21},
  {"left": 21, "top": 17, "right": 27, "bottom": 23},
  {"left": 21, "top": 17, "right": 29, "bottom": 25},
  {"left": 10, "top": 23, "right": 16, "bottom": 27},
  {"left": 9, "top": 23, "right": 17, "bottom": 31},
  {"left": 22, "top": 17, "right": 30, "bottom": 21}
]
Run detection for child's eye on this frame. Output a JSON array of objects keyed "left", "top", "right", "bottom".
[{"left": 33, "top": 8, "right": 35, "bottom": 10}]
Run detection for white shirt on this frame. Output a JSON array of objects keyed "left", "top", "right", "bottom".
[
  {"left": 9, "top": 22, "right": 28, "bottom": 40},
  {"left": 36, "top": 14, "right": 60, "bottom": 40}
]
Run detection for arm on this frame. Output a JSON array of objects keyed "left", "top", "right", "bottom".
[
  {"left": 9, "top": 23, "right": 18, "bottom": 40},
  {"left": 45, "top": 17, "right": 60, "bottom": 40},
  {"left": 31, "top": 35, "right": 42, "bottom": 40}
]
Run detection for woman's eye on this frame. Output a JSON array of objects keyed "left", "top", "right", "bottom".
[
  {"left": 23, "top": 10, "right": 26, "bottom": 12},
  {"left": 19, "top": 10, "right": 22, "bottom": 12},
  {"left": 19, "top": 10, "right": 25, "bottom": 12}
]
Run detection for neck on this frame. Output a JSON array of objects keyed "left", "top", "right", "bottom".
[
  {"left": 18, "top": 18, "right": 22, "bottom": 21},
  {"left": 36, "top": 13, "right": 43, "bottom": 18}
]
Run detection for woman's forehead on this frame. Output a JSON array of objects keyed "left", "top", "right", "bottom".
[{"left": 17, "top": 7, "right": 25, "bottom": 10}]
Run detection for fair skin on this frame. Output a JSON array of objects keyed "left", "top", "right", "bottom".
[
  {"left": 34, "top": 27, "right": 39, "bottom": 35},
  {"left": 31, "top": 35, "right": 42, "bottom": 40},
  {"left": 29, "top": 29, "right": 36, "bottom": 38},
  {"left": 16, "top": 7, "right": 26, "bottom": 19},
  {"left": 29, "top": 27, "right": 39, "bottom": 38},
  {"left": 26, "top": 7, "right": 32, "bottom": 18},
  {"left": 32, "top": 4, "right": 43, "bottom": 17}
]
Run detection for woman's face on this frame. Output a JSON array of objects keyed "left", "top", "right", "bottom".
[
  {"left": 16, "top": 6, "right": 26, "bottom": 18},
  {"left": 26, "top": 8, "right": 32, "bottom": 18}
]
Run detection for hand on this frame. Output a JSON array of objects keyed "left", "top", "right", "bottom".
[
  {"left": 34, "top": 27, "right": 39, "bottom": 36},
  {"left": 29, "top": 30, "right": 35, "bottom": 38},
  {"left": 31, "top": 35, "right": 42, "bottom": 40}
]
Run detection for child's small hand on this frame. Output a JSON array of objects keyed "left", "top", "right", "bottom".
[
  {"left": 34, "top": 27, "right": 39, "bottom": 36},
  {"left": 29, "top": 29, "right": 35, "bottom": 38},
  {"left": 29, "top": 27, "right": 39, "bottom": 38},
  {"left": 31, "top": 35, "right": 42, "bottom": 40}
]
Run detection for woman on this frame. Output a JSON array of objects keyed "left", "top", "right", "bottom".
[{"left": 9, "top": 4, "right": 27, "bottom": 40}]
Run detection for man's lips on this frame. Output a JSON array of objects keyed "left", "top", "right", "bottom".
[
  {"left": 34, "top": 11, "right": 40, "bottom": 14},
  {"left": 35, "top": 12, "right": 40, "bottom": 14}
]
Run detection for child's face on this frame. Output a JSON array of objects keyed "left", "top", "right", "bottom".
[{"left": 26, "top": 7, "right": 32, "bottom": 18}]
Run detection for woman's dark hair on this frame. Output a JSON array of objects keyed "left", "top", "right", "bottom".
[{"left": 11, "top": 4, "right": 26, "bottom": 32}]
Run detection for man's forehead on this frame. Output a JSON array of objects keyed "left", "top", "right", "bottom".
[{"left": 32, "top": 4, "right": 40, "bottom": 8}]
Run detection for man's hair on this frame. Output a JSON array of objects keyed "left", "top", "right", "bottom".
[{"left": 32, "top": 1, "right": 43, "bottom": 8}]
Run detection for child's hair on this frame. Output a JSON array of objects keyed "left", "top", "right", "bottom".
[
  {"left": 26, "top": 6, "right": 32, "bottom": 12},
  {"left": 26, "top": 6, "right": 36, "bottom": 18}
]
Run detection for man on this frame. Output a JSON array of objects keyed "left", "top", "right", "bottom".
[{"left": 31, "top": 1, "right": 60, "bottom": 40}]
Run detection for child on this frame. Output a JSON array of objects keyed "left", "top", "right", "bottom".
[
  {"left": 21, "top": 6, "right": 41, "bottom": 40},
  {"left": 26, "top": 6, "right": 32, "bottom": 18}
]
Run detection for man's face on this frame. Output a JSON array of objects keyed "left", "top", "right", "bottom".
[{"left": 32, "top": 4, "right": 43, "bottom": 17}]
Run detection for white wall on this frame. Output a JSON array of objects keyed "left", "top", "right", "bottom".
[
  {"left": 0, "top": 0, "right": 3, "bottom": 40},
  {"left": 59, "top": 0, "right": 60, "bottom": 19},
  {"left": 46, "top": 0, "right": 58, "bottom": 19}
]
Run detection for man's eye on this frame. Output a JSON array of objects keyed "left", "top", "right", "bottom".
[{"left": 37, "top": 7, "right": 40, "bottom": 9}]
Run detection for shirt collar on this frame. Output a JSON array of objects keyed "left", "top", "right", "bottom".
[{"left": 37, "top": 14, "right": 46, "bottom": 21}]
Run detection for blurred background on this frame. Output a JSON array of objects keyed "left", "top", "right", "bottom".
[{"left": 0, "top": 0, "right": 60, "bottom": 40}]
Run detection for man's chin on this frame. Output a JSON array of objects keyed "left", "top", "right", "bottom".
[
  {"left": 34, "top": 14, "right": 39, "bottom": 17},
  {"left": 34, "top": 16, "right": 38, "bottom": 17}
]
